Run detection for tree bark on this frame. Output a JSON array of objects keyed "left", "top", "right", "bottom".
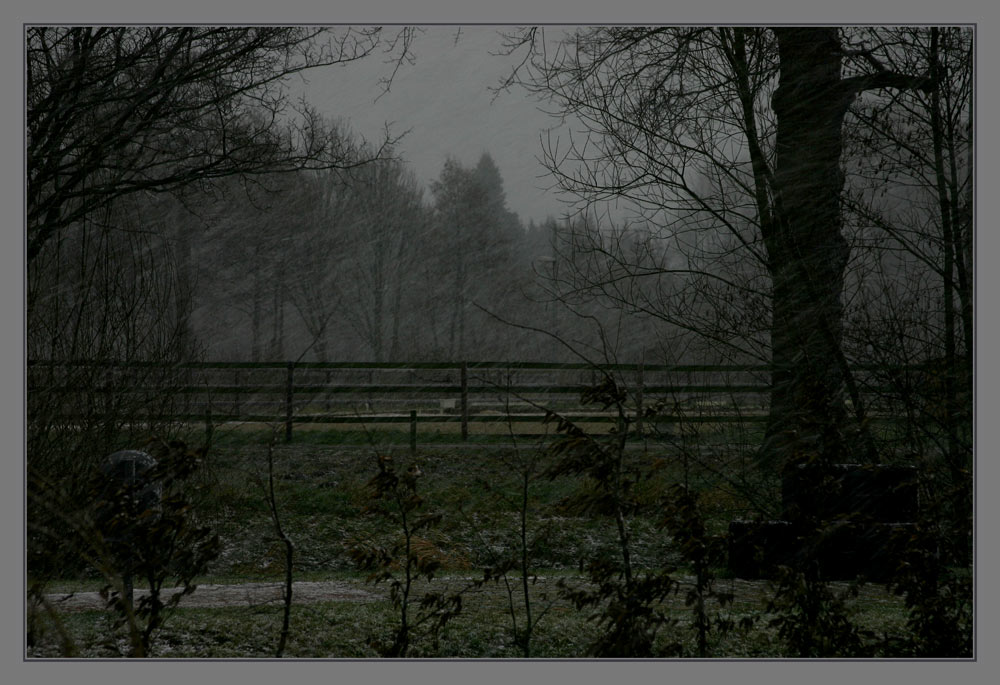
[
  {"left": 761, "top": 28, "right": 857, "bottom": 468},
  {"left": 251, "top": 265, "right": 263, "bottom": 362},
  {"left": 172, "top": 213, "right": 195, "bottom": 362},
  {"left": 269, "top": 273, "right": 285, "bottom": 360}
]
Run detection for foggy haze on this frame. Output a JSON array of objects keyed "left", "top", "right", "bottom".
[{"left": 301, "top": 26, "right": 575, "bottom": 225}]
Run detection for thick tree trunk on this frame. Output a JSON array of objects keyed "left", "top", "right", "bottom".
[
  {"left": 373, "top": 256, "right": 384, "bottom": 363},
  {"left": 389, "top": 264, "right": 404, "bottom": 361},
  {"left": 173, "top": 216, "right": 195, "bottom": 362},
  {"left": 761, "top": 28, "right": 857, "bottom": 469},
  {"left": 448, "top": 250, "right": 466, "bottom": 360},
  {"left": 268, "top": 262, "right": 285, "bottom": 360},
  {"left": 251, "top": 266, "right": 263, "bottom": 362}
]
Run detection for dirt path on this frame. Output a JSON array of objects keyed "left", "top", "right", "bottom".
[{"left": 44, "top": 580, "right": 379, "bottom": 612}]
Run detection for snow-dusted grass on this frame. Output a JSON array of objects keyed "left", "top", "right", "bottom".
[
  {"left": 27, "top": 438, "right": 916, "bottom": 658},
  {"left": 26, "top": 570, "right": 911, "bottom": 658}
]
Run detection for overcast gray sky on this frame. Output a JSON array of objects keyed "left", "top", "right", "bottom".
[{"left": 301, "top": 26, "right": 574, "bottom": 225}]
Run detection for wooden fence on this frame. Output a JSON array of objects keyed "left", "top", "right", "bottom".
[{"left": 27, "top": 359, "right": 902, "bottom": 445}]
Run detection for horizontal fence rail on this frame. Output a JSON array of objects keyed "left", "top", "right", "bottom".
[{"left": 27, "top": 359, "right": 922, "bottom": 446}]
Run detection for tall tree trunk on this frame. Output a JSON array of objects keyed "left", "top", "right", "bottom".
[
  {"left": 939, "top": 28, "right": 973, "bottom": 410},
  {"left": 929, "top": 27, "right": 961, "bottom": 468},
  {"left": 269, "top": 270, "right": 285, "bottom": 360},
  {"left": 389, "top": 262, "right": 404, "bottom": 361},
  {"left": 761, "top": 28, "right": 856, "bottom": 469},
  {"left": 173, "top": 216, "right": 194, "bottom": 362},
  {"left": 373, "top": 251, "right": 384, "bottom": 363},
  {"left": 960, "top": 65, "right": 973, "bottom": 376},
  {"left": 929, "top": 26, "right": 972, "bottom": 566},
  {"left": 448, "top": 247, "right": 465, "bottom": 360},
  {"left": 251, "top": 265, "right": 263, "bottom": 362}
]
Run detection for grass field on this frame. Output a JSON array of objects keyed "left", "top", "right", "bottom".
[
  {"left": 25, "top": 427, "right": 959, "bottom": 659},
  {"left": 27, "top": 571, "right": 911, "bottom": 658}
]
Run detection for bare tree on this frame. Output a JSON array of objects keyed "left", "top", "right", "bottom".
[
  {"left": 499, "top": 26, "right": 938, "bottom": 468},
  {"left": 25, "top": 25, "right": 420, "bottom": 584},
  {"left": 26, "top": 26, "right": 416, "bottom": 266},
  {"left": 841, "top": 27, "right": 972, "bottom": 445},
  {"left": 281, "top": 169, "right": 356, "bottom": 362},
  {"left": 838, "top": 26, "right": 973, "bottom": 564},
  {"left": 335, "top": 157, "right": 428, "bottom": 361}
]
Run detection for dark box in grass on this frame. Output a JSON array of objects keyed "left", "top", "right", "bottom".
[
  {"left": 727, "top": 520, "right": 797, "bottom": 579},
  {"left": 727, "top": 519, "right": 915, "bottom": 581},
  {"left": 806, "top": 520, "right": 916, "bottom": 581},
  {"left": 781, "top": 463, "right": 918, "bottom": 523}
]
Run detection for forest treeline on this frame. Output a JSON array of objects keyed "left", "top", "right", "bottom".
[
  {"left": 28, "top": 142, "right": 679, "bottom": 366},
  {"left": 26, "top": 26, "right": 973, "bottom": 490},
  {"left": 26, "top": 27, "right": 971, "bottom": 380}
]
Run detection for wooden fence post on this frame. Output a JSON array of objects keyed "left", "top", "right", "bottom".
[
  {"left": 461, "top": 361, "right": 469, "bottom": 442},
  {"left": 285, "top": 361, "right": 294, "bottom": 443}
]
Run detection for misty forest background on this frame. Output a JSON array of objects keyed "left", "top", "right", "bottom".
[
  {"left": 30, "top": 136, "right": 698, "bottom": 367},
  {"left": 27, "top": 28, "right": 972, "bottom": 374}
]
